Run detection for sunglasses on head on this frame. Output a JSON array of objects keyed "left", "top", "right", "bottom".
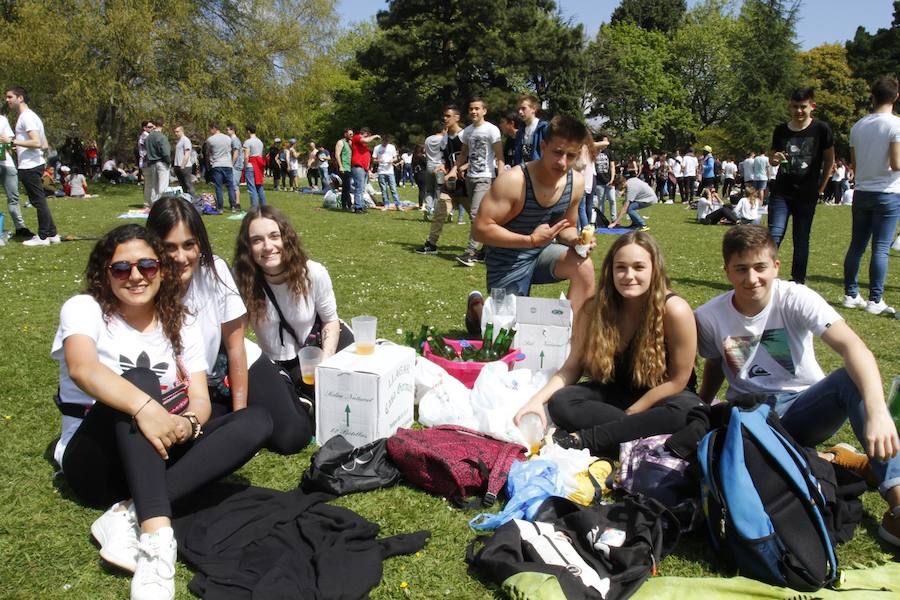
[{"left": 108, "top": 258, "right": 160, "bottom": 280}]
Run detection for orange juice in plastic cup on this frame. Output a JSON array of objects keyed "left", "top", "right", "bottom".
[
  {"left": 352, "top": 316, "right": 377, "bottom": 355},
  {"left": 298, "top": 346, "right": 323, "bottom": 386}
]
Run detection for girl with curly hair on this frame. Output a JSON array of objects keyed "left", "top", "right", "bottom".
[
  {"left": 147, "top": 196, "right": 312, "bottom": 455},
  {"left": 514, "top": 231, "right": 702, "bottom": 458},
  {"left": 52, "top": 224, "right": 272, "bottom": 600},
  {"left": 233, "top": 205, "right": 352, "bottom": 395}
]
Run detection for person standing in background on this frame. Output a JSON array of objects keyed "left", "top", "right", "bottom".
[
  {"left": 842, "top": 76, "right": 900, "bottom": 316},
  {"left": 3, "top": 86, "right": 58, "bottom": 246}
]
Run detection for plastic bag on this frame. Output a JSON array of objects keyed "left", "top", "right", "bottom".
[
  {"left": 416, "top": 356, "right": 476, "bottom": 428},
  {"left": 469, "top": 459, "right": 559, "bottom": 530},
  {"left": 537, "top": 444, "right": 595, "bottom": 496},
  {"left": 568, "top": 459, "right": 614, "bottom": 506},
  {"left": 468, "top": 363, "right": 549, "bottom": 447}
]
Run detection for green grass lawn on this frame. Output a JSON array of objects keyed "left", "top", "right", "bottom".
[{"left": 0, "top": 180, "right": 898, "bottom": 599}]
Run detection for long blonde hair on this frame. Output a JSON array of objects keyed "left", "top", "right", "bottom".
[{"left": 581, "top": 231, "right": 670, "bottom": 389}]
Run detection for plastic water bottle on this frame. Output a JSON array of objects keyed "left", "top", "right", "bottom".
[
  {"left": 889, "top": 376, "right": 900, "bottom": 427},
  {"left": 519, "top": 413, "right": 545, "bottom": 455}
]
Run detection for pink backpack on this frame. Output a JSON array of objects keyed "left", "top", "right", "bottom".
[{"left": 387, "top": 425, "right": 526, "bottom": 508}]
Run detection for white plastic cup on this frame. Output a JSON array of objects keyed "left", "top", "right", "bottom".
[
  {"left": 352, "top": 315, "right": 377, "bottom": 355},
  {"left": 519, "top": 412, "right": 545, "bottom": 453},
  {"left": 298, "top": 346, "right": 324, "bottom": 385}
]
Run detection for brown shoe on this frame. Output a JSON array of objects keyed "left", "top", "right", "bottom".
[
  {"left": 879, "top": 507, "right": 900, "bottom": 548},
  {"left": 826, "top": 443, "right": 878, "bottom": 488}
]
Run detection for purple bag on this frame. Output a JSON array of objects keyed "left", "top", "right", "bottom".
[
  {"left": 387, "top": 425, "right": 526, "bottom": 508},
  {"left": 615, "top": 434, "right": 692, "bottom": 507}
]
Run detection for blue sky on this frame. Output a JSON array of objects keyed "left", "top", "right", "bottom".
[{"left": 336, "top": 0, "right": 894, "bottom": 50}]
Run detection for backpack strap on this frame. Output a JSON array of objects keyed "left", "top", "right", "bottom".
[{"left": 484, "top": 443, "right": 525, "bottom": 506}]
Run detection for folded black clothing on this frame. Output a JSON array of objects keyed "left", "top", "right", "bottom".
[{"left": 172, "top": 483, "right": 431, "bottom": 599}]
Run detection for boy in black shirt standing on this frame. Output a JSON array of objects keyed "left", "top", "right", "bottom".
[{"left": 767, "top": 87, "right": 834, "bottom": 284}]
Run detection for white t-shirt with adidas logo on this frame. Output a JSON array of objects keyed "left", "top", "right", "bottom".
[
  {"left": 51, "top": 294, "right": 206, "bottom": 464},
  {"left": 695, "top": 279, "right": 840, "bottom": 399}
]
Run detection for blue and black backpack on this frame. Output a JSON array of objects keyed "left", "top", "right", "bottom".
[{"left": 697, "top": 402, "right": 838, "bottom": 591}]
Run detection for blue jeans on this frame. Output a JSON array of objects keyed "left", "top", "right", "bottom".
[
  {"left": 211, "top": 166, "right": 236, "bottom": 211},
  {"left": 578, "top": 191, "right": 592, "bottom": 230},
  {"left": 773, "top": 368, "right": 900, "bottom": 496},
  {"left": 595, "top": 184, "right": 616, "bottom": 221},
  {"left": 244, "top": 166, "right": 266, "bottom": 208},
  {"left": 843, "top": 191, "right": 900, "bottom": 302},
  {"left": 0, "top": 162, "right": 25, "bottom": 230},
  {"left": 626, "top": 201, "right": 652, "bottom": 228},
  {"left": 319, "top": 165, "right": 330, "bottom": 192},
  {"left": 767, "top": 195, "right": 816, "bottom": 284},
  {"left": 351, "top": 166, "right": 368, "bottom": 210},
  {"left": 378, "top": 172, "right": 400, "bottom": 208}
]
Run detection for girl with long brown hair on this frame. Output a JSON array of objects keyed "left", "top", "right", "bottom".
[
  {"left": 233, "top": 205, "right": 351, "bottom": 394},
  {"left": 53, "top": 224, "right": 271, "bottom": 600},
  {"left": 514, "top": 231, "right": 701, "bottom": 457}
]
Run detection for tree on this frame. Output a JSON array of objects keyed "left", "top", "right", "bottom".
[
  {"left": 798, "top": 44, "right": 869, "bottom": 158},
  {"left": 610, "top": 0, "right": 686, "bottom": 34},
  {"left": 723, "top": 0, "right": 801, "bottom": 153},
  {"left": 845, "top": 1, "right": 900, "bottom": 91},
  {"left": 0, "top": 0, "right": 342, "bottom": 158},
  {"left": 584, "top": 22, "right": 696, "bottom": 156},
  {"left": 350, "top": 0, "right": 586, "bottom": 143}
]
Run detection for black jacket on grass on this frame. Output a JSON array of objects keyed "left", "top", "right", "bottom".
[{"left": 173, "top": 484, "right": 430, "bottom": 599}]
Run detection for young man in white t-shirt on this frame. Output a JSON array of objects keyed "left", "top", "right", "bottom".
[
  {"left": 680, "top": 147, "right": 699, "bottom": 205},
  {"left": 695, "top": 224, "right": 900, "bottom": 548},
  {"left": 842, "top": 76, "right": 900, "bottom": 316},
  {"left": 373, "top": 135, "right": 401, "bottom": 210},
  {"left": 2, "top": 86, "right": 57, "bottom": 245},
  {"left": 514, "top": 94, "right": 547, "bottom": 165},
  {"left": 448, "top": 97, "right": 504, "bottom": 266}
]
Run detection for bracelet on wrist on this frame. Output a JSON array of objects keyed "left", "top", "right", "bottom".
[
  {"left": 183, "top": 411, "right": 203, "bottom": 440},
  {"left": 132, "top": 397, "right": 152, "bottom": 420}
]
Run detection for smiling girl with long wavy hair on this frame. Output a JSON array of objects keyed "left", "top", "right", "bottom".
[{"left": 515, "top": 231, "right": 702, "bottom": 458}]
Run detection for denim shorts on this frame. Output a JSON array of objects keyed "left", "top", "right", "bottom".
[
  {"left": 752, "top": 180, "right": 767, "bottom": 191},
  {"left": 489, "top": 243, "right": 567, "bottom": 296}
]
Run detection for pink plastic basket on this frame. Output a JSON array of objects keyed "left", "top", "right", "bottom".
[{"left": 423, "top": 339, "right": 522, "bottom": 389}]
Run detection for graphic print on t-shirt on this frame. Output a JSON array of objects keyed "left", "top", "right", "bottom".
[
  {"left": 119, "top": 350, "right": 170, "bottom": 378},
  {"left": 469, "top": 136, "right": 490, "bottom": 175},
  {"left": 783, "top": 136, "right": 816, "bottom": 177},
  {"left": 722, "top": 328, "right": 795, "bottom": 378}
]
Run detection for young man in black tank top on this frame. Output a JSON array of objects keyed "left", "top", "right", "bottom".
[{"left": 472, "top": 115, "right": 596, "bottom": 315}]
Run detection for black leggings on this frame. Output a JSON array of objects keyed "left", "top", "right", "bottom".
[
  {"left": 210, "top": 354, "right": 313, "bottom": 455},
  {"left": 62, "top": 368, "right": 273, "bottom": 523},
  {"left": 548, "top": 382, "right": 702, "bottom": 459}
]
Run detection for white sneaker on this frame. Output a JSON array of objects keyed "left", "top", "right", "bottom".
[
  {"left": 866, "top": 299, "right": 896, "bottom": 315},
  {"left": 91, "top": 501, "right": 140, "bottom": 573},
  {"left": 48, "top": 235, "right": 61, "bottom": 244},
  {"left": 22, "top": 235, "right": 50, "bottom": 247},
  {"left": 131, "top": 527, "right": 176, "bottom": 600},
  {"left": 841, "top": 294, "right": 867, "bottom": 309}
]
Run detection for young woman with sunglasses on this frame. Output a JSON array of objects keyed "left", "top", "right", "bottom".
[
  {"left": 52, "top": 224, "right": 272, "bottom": 600},
  {"left": 147, "top": 196, "right": 312, "bottom": 454}
]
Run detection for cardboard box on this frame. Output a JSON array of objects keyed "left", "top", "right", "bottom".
[
  {"left": 511, "top": 297, "right": 572, "bottom": 372},
  {"left": 315, "top": 344, "right": 415, "bottom": 447},
  {"left": 481, "top": 295, "right": 573, "bottom": 372}
]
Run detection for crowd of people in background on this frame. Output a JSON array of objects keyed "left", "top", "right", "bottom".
[{"left": 0, "top": 72, "right": 897, "bottom": 600}]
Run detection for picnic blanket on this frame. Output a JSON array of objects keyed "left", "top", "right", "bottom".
[
  {"left": 597, "top": 227, "right": 632, "bottom": 235},
  {"left": 630, "top": 562, "right": 899, "bottom": 599}
]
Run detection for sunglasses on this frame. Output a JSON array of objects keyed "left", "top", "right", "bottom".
[{"left": 108, "top": 258, "right": 160, "bottom": 281}]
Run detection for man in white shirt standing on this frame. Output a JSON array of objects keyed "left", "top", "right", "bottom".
[
  {"left": 173, "top": 125, "right": 194, "bottom": 197},
  {"left": 514, "top": 94, "right": 547, "bottom": 166},
  {"left": 681, "top": 147, "right": 698, "bottom": 205},
  {"left": 373, "top": 135, "right": 401, "bottom": 210},
  {"left": 842, "top": 76, "right": 900, "bottom": 316},
  {"left": 0, "top": 111, "right": 31, "bottom": 238},
  {"left": 2, "top": 86, "right": 57, "bottom": 246},
  {"left": 448, "top": 97, "right": 504, "bottom": 266}
]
